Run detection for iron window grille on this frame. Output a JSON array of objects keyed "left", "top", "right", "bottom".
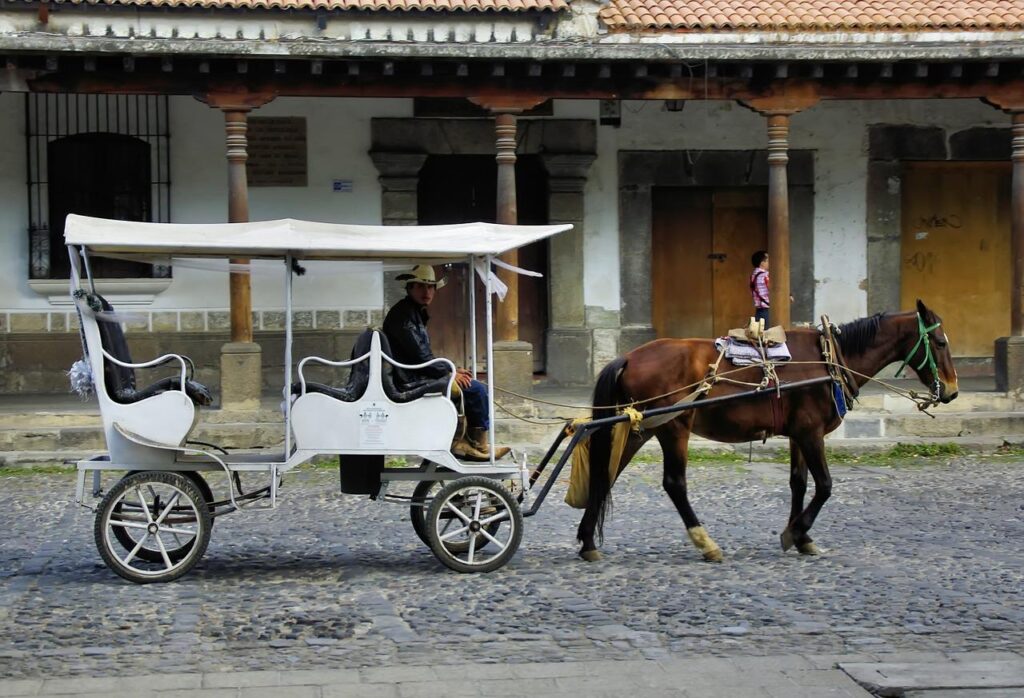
[{"left": 25, "top": 93, "right": 171, "bottom": 279}]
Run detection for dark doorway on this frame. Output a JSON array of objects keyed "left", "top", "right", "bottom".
[
  {"left": 417, "top": 154, "right": 549, "bottom": 372},
  {"left": 48, "top": 133, "right": 153, "bottom": 280}
]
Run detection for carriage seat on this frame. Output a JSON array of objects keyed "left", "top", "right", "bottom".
[
  {"left": 290, "top": 329, "right": 450, "bottom": 404},
  {"left": 89, "top": 292, "right": 213, "bottom": 406}
]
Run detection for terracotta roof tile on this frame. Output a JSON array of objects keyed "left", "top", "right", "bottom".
[
  {"left": 47, "top": 0, "right": 566, "bottom": 12},
  {"left": 600, "top": 0, "right": 1024, "bottom": 31}
]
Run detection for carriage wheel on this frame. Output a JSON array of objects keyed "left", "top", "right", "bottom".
[
  {"left": 425, "top": 476, "right": 523, "bottom": 573},
  {"left": 410, "top": 480, "right": 500, "bottom": 553},
  {"left": 94, "top": 471, "right": 212, "bottom": 584},
  {"left": 111, "top": 471, "right": 213, "bottom": 564}
]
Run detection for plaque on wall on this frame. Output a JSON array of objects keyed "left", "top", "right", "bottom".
[{"left": 246, "top": 117, "right": 308, "bottom": 187}]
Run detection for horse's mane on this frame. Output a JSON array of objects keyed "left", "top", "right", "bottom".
[{"left": 835, "top": 313, "right": 885, "bottom": 357}]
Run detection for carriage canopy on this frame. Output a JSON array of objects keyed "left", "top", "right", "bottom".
[{"left": 63, "top": 214, "right": 573, "bottom": 262}]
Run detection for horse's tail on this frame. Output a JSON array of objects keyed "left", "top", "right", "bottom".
[{"left": 581, "top": 355, "right": 627, "bottom": 546}]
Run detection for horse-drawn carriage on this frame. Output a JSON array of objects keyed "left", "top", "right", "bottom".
[{"left": 67, "top": 214, "right": 959, "bottom": 583}]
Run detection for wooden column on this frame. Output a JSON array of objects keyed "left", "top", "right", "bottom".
[
  {"left": 196, "top": 90, "right": 275, "bottom": 342},
  {"left": 494, "top": 110, "right": 520, "bottom": 341},
  {"left": 195, "top": 90, "right": 275, "bottom": 409},
  {"left": 766, "top": 112, "right": 793, "bottom": 328},
  {"left": 224, "top": 108, "right": 253, "bottom": 342},
  {"left": 741, "top": 92, "right": 818, "bottom": 328}
]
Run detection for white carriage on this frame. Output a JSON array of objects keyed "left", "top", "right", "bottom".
[{"left": 65, "top": 214, "right": 572, "bottom": 583}]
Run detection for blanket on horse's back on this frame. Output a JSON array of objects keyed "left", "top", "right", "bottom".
[{"left": 714, "top": 336, "right": 792, "bottom": 366}]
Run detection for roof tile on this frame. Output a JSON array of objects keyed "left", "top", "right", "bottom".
[{"left": 599, "top": 0, "right": 1024, "bottom": 31}]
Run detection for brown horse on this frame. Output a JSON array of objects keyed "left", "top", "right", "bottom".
[{"left": 577, "top": 300, "right": 959, "bottom": 562}]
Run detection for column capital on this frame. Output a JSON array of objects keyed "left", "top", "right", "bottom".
[
  {"left": 195, "top": 88, "right": 276, "bottom": 112},
  {"left": 739, "top": 91, "right": 819, "bottom": 116},
  {"left": 540, "top": 153, "right": 597, "bottom": 183},
  {"left": 467, "top": 95, "right": 547, "bottom": 114},
  {"left": 368, "top": 151, "right": 428, "bottom": 183},
  {"left": 982, "top": 87, "right": 1024, "bottom": 113}
]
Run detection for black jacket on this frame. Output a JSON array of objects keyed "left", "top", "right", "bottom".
[{"left": 382, "top": 296, "right": 450, "bottom": 384}]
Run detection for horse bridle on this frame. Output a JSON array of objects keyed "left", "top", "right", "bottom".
[{"left": 895, "top": 312, "right": 944, "bottom": 399}]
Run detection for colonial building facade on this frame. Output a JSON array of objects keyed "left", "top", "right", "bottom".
[{"left": 1, "top": 0, "right": 1022, "bottom": 394}]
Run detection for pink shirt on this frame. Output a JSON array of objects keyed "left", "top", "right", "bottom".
[{"left": 751, "top": 268, "right": 770, "bottom": 309}]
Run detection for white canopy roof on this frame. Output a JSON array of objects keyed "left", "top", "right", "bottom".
[{"left": 63, "top": 215, "right": 573, "bottom": 262}]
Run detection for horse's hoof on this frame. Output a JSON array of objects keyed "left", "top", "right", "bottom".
[
  {"left": 702, "top": 548, "right": 723, "bottom": 563},
  {"left": 579, "top": 549, "right": 603, "bottom": 562},
  {"left": 797, "top": 542, "right": 821, "bottom": 556},
  {"left": 780, "top": 529, "right": 795, "bottom": 552}
]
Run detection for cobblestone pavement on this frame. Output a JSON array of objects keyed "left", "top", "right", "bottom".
[{"left": 1, "top": 456, "right": 1022, "bottom": 679}]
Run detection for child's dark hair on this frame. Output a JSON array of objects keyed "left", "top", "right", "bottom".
[{"left": 751, "top": 250, "right": 768, "bottom": 268}]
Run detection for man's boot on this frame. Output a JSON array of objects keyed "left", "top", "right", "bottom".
[
  {"left": 469, "top": 427, "right": 511, "bottom": 460},
  {"left": 451, "top": 434, "right": 491, "bottom": 462}
]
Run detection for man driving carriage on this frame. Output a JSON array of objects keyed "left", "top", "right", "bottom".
[{"left": 383, "top": 265, "right": 512, "bottom": 463}]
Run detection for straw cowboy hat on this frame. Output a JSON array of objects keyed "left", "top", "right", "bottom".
[{"left": 396, "top": 265, "right": 447, "bottom": 288}]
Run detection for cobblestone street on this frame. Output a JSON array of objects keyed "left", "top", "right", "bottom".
[{"left": 1, "top": 457, "right": 1022, "bottom": 679}]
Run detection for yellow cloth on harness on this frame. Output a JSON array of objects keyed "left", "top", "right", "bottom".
[{"left": 564, "top": 414, "right": 636, "bottom": 509}]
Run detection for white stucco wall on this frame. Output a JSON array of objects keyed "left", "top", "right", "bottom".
[
  {"left": 163, "top": 96, "right": 410, "bottom": 313},
  {"left": 0, "top": 95, "right": 410, "bottom": 314},
  {"left": 0, "top": 93, "right": 1011, "bottom": 326}
]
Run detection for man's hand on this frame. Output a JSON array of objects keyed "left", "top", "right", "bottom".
[{"left": 455, "top": 368, "right": 474, "bottom": 390}]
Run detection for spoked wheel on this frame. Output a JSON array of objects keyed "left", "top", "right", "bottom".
[
  {"left": 410, "top": 480, "right": 501, "bottom": 553},
  {"left": 94, "top": 471, "right": 212, "bottom": 584},
  {"left": 425, "top": 476, "right": 523, "bottom": 573},
  {"left": 111, "top": 471, "right": 212, "bottom": 564}
]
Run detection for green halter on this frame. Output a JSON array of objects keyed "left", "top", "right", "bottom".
[{"left": 894, "top": 312, "right": 942, "bottom": 380}]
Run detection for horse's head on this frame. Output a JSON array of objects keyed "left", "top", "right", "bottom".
[{"left": 895, "top": 300, "right": 959, "bottom": 404}]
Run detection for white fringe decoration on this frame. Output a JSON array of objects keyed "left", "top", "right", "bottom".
[{"left": 68, "top": 359, "right": 94, "bottom": 399}]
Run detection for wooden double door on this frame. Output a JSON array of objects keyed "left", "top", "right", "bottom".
[
  {"left": 652, "top": 187, "right": 768, "bottom": 339},
  {"left": 900, "top": 161, "right": 1011, "bottom": 357},
  {"left": 417, "top": 155, "right": 549, "bottom": 372}
]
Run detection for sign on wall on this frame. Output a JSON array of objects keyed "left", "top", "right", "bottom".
[{"left": 246, "top": 117, "right": 308, "bottom": 187}]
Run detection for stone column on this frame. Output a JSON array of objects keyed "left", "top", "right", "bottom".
[
  {"left": 986, "top": 100, "right": 1024, "bottom": 392},
  {"left": 542, "top": 153, "right": 596, "bottom": 384},
  {"left": 369, "top": 152, "right": 428, "bottom": 309},
  {"left": 197, "top": 91, "right": 275, "bottom": 411}
]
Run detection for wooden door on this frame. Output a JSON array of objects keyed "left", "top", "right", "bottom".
[
  {"left": 652, "top": 187, "right": 767, "bottom": 339},
  {"left": 417, "top": 155, "right": 549, "bottom": 371},
  {"left": 901, "top": 162, "right": 1011, "bottom": 357}
]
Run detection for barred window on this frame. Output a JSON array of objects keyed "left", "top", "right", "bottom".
[{"left": 26, "top": 94, "right": 171, "bottom": 280}]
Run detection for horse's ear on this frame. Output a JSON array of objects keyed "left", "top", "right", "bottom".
[{"left": 915, "top": 298, "right": 929, "bottom": 318}]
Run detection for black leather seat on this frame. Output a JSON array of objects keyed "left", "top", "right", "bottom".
[
  {"left": 292, "top": 329, "right": 449, "bottom": 404},
  {"left": 86, "top": 292, "right": 213, "bottom": 406}
]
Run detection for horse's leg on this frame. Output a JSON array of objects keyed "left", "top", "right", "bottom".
[
  {"left": 577, "top": 432, "right": 647, "bottom": 562},
  {"left": 657, "top": 422, "right": 723, "bottom": 562},
  {"left": 780, "top": 438, "right": 818, "bottom": 555},
  {"left": 780, "top": 434, "right": 831, "bottom": 555}
]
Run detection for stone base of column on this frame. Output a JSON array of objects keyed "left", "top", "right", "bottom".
[
  {"left": 220, "top": 341, "right": 262, "bottom": 411},
  {"left": 618, "top": 325, "right": 658, "bottom": 355},
  {"left": 995, "top": 336, "right": 1024, "bottom": 394},
  {"left": 491, "top": 340, "right": 533, "bottom": 402},
  {"left": 545, "top": 329, "right": 593, "bottom": 386}
]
